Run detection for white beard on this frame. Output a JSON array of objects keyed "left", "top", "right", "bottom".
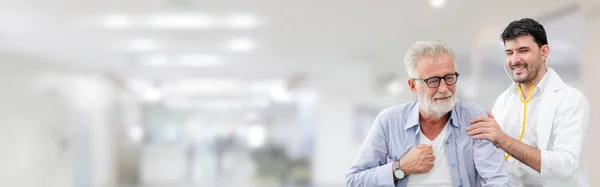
[{"left": 419, "top": 91, "right": 456, "bottom": 118}]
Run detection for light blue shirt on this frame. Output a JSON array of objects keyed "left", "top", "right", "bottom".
[{"left": 345, "top": 100, "right": 509, "bottom": 187}]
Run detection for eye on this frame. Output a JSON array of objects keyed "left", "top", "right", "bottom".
[{"left": 446, "top": 76, "right": 456, "bottom": 82}]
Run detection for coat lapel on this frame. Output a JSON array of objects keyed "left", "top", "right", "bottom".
[
  {"left": 537, "top": 92, "right": 557, "bottom": 150},
  {"left": 536, "top": 68, "right": 564, "bottom": 150}
]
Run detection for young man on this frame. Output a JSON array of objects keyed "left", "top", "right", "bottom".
[{"left": 467, "top": 18, "right": 590, "bottom": 186}]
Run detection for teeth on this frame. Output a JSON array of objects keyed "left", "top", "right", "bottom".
[{"left": 513, "top": 64, "right": 526, "bottom": 70}]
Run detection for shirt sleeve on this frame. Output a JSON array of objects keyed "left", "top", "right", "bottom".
[
  {"left": 540, "top": 91, "right": 589, "bottom": 179},
  {"left": 345, "top": 113, "right": 396, "bottom": 187},
  {"left": 472, "top": 108, "right": 510, "bottom": 187}
]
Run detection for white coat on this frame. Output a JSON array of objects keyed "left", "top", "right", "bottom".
[{"left": 492, "top": 67, "right": 590, "bottom": 187}]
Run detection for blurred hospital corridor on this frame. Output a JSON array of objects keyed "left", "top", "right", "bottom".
[{"left": 0, "top": 0, "right": 599, "bottom": 187}]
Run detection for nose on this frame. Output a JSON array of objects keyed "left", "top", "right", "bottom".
[
  {"left": 437, "top": 79, "right": 450, "bottom": 93},
  {"left": 509, "top": 53, "right": 521, "bottom": 66}
]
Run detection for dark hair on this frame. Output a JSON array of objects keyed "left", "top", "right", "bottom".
[{"left": 500, "top": 18, "right": 548, "bottom": 47}]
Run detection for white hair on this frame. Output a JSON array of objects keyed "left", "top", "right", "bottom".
[{"left": 403, "top": 40, "right": 456, "bottom": 79}]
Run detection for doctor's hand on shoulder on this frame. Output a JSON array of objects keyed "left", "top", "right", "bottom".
[{"left": 467, "top": 111, "right": 510, "bottom": 146}]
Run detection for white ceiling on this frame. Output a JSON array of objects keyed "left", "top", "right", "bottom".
[{"left": 0, "top": 0, "right": 581, "bottom": 82}]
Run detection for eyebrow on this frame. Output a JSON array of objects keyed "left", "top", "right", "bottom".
[
  {"left": 505, "top": 46, "right": 531, "bottom": 53},
  {"left": 423, "top": 73, "right": 456, "bottom": 80}
]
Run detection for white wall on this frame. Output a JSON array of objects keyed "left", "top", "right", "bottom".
[
  {"left": 312, "top": 63, "right": 388, "bottom": 186},
  {"left": 582, "top": 2, "right": 600, "bottom": 185},
  {"left": 59, "top": 75, "right": 118, "bottom": 187},
  {"left": 0, "top": 69, "right": 71, "bottom": 187},
  {"left": 0, "top": 52, "right": 119, "bottom": 187}
]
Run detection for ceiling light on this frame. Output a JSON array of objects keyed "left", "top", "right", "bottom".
[
  {"left": 95, "top": 12, "right": 262, "bottom": 30},
  {"left": 129, "top": 38, "right": 158, "bottom": 52},
  {"left": 128, "top": 125, "right": 144, "bottom": 142},
  {"left": 227, "top": 38, "right": 256, "bottom": 52},
  {"left": 162, "top": 79, "right": 242, "bottom": 96},
  {"left": 430, "top": 0, "right": 446, "bottom": 8},
  {"left": 142, "top": 87, "right": 162, "bottom": 102},
  {"left": 176, "top": 54, "right": 223, "bottom": 67},
  {"left": 270, "top": 80, "right": 292, "bottom": 103},
  {"left": 102, "top": 13, "right": 132, "bottom": 29},
  {"left": 250, "top": 98, "right": 270, "bottom": 108},
  {"left": 127, "top": 78, "right": 152, "bottom": 92},
  {"left": 248, "top": 125, "right": 266, "bottom": 148},
  {"left": 164, "top": 99, "right": 245, "bottom": 110},
  {"left": 126, "top": 78, "right": 162, "bottom": 102},
  {"left": 145, "top": 13, "right": 215, "bottom": 30},
  {"left": 141, "top": 54, "right": 169, "bottom": 66},
  {"left": 225, "top": 13, "right": 260, "bottom": 29}
]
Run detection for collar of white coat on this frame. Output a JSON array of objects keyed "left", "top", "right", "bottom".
[{"left": 507, "top": 67, "right": 566, "bottom": 95}]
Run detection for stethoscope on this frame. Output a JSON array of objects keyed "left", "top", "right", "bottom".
[{"left": 502, "top": 55, "right": 548, "bottom": 160}]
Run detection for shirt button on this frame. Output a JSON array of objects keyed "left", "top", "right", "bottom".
[
  {"left": 451, "top": 164, "right": 455, "bottom": 167},
  {"left": 458, "top": 185, "right": 462, "bottom": 187},
  {"left": 446, "top": 141, "right": 449, "bottom": 145}
]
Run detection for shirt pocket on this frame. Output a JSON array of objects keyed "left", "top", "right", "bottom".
[{"left": 387, "top": 131, "right": 414, "bottom": 162}]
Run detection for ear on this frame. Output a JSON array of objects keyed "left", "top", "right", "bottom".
[
  {"left": 407, "top": 79, "right": 418, "bottom": 96},
  {"left": 540, "top": 44, "right": 550, "bottom": 62}
]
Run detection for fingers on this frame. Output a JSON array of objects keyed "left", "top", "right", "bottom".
[
  {"left": 425, "top": 154, "right": 435, "bottom": 161},
  {"left": 426, "top": 158, "right": 435, "bottom": 170},
  {"left": 472, "top": 134, "right": 489, "bottom": 140},
  {"left": 466, "top": 122, "right": 490, "bottom": 131},
  {"left": 466, "top": 123, "right": 479, "bottom": 131},
  {"left": 467, "top": 126, "right": 490, "bottom": 136},
  {"left": 419, "top": 145, "right": 433, "bottom": 155},
  {"left": 417, "top": 158, "right": 434, "bottom": 173},
  {"left": 416, "top": 152, "right": 436, "bottom": 174},
  {"left": 427, "top": 161, "right": 434, "bottom": 170},
  {"left": 416, "top": 144, "right": 433, "bottom": 154},
  {"left": 470, "top": 116, "right": 490, "bottom": 124},
  {"left": 486, "top": 110, "right": 495, "bottom": 119}
]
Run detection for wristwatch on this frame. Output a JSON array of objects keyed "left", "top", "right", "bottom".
[{"left": 393, "top": 160, "right": 405, "bottom": 179}]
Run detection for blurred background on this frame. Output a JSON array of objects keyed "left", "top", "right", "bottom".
[{"left": 0, "top": 0, "right": 599, "bottom": 187}]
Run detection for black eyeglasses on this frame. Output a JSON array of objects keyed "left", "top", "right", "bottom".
[{"left": 414, "top": 72, "right": 460, "bottom": 88}]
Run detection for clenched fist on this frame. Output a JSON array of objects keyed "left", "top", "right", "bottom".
[{"left": 399, "top": 144, "right": 435, "bottom": 175}]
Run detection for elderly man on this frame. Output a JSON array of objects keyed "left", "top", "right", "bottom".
[
  {"left": 345, "top": 40, "right": 509, "bottom": 187},
  {"left": 467, "top": 18, "right": 590, "bottom": 187}
]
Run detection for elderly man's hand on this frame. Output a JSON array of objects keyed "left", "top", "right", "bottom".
[
  {"left": 399, "top": 144, "right": 435, "bottom": 175},
  {"left": 467, "top": 111, "right": 509, "bottom": 146}
]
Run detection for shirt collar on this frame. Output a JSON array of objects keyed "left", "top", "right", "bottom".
[
  {"left": 404, "top": 101, "right": 458, "bottom": 130},
  {"left": 509, "top": 67, "right": 552, "bottom": 95}
]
